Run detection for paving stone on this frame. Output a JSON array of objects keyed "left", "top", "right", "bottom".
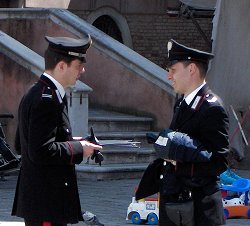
[{"left": 1, "top": 172, "right": 250, "bottom": 226}]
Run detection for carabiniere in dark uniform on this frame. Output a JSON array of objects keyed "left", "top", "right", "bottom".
[
  {"left": 136, "top": 39, "right": 229, "bottom": 226},
  {"left": 12, "top": 75, "right": 84, "bottom": 223},
  {"left": 12, "top": 35, "right": 96, "bottom": 225}
]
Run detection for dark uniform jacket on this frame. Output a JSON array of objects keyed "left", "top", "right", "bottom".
[
  {"left": 169, "top": 85, "right": 229, "bottom": 179},
  {"left": 136, "top": 84, "right": 229, "bottom": 225},
  {"left": 12, "top": 75, "right": 84, "bottom": 224}
]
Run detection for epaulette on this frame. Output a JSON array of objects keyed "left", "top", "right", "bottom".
[
  {"left": 41, "top": 87, "right": 63, "bottom": 104},
  {"left": 190, "top": 93, "right": 218, "bottom": 111},
  {"left": 41, "top": 86, "right": 53, "bottom": 100},
  {"left": 205, "top": 93, "right": 218, "bottom": 103}
]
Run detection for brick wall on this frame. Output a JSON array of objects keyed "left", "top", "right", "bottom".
[
  {"left": 128, "top": 15, "right": 212, "bottom": 67},
  {"left": 21, "top": 0, "right": 213, "bottom": 68},
  {"left": 72, "top": 10, "right": 212, "bottom": 68}
]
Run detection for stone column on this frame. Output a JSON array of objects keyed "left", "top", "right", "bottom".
[{"left": 66, "top": 80, "right": 92, "bottom": 137}]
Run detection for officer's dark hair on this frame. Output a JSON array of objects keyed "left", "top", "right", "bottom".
[
  {"left": 44, "top": 48, "right": 84, "bottom": 70},
  {"left": 182, "top": 60, "right": 208, "bottom": 78}
]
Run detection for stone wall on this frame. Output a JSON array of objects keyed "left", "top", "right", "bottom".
[
  {"left": 21, "top": 0, "right": 213, "bottom": 68},
  {"left": 0, "top": 10, "right": 175, "bottom": 147},
  {"left": 68, "top": 0, "right": 213, "bottom": 68},
  {"left": 0, "top": 56, "right": 37, "bottom": 147},
  {"left": 0, "top": 18, "right": 77, "bottom": 147},
  {"left": 208, "top": 0, "right": 250, "bottom": 169}
]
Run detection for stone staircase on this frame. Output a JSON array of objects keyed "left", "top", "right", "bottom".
[{"left": 76, "top": 109, "right": 157, "bottom": 180}]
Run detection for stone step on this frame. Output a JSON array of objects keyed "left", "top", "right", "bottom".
[
  {"left": 76, "top": 163, "right": 149, "bottom": 180},
  {"left": 89, "top": 109, "right": 153, "bottom": 132},
  {"left": 85, "top": 145, "right": 156, "bottom": 164},
  {"left": 78, "top": 109, "right": 157, "bottom": 180},
  {"left": 94, "top": 131, "right": 155, "bottom": 144}
]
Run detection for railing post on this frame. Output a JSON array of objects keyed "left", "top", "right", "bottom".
[{"left": 66, "top": 80, "right": 92, "bottom": 137}]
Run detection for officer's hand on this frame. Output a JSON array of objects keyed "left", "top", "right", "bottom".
[
  {"left": 90, "top": 150, "right": 104, "bottom": 166},
  {"left": 84, "top": 127, "right": 104, "bottom": 166},
  {"left": 165, "top": 159, "right": 176, "bottom": 165},
  {"left": 80, "top": 140, "right": 102, "bottom": 157}
]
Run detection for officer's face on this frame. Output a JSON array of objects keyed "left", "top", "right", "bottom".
[
  {"left": 167, "top": 62, "right": 191, "bottom": 95},
  {"left": 64, "top": 59, "right": 85, "bottom": 87}
]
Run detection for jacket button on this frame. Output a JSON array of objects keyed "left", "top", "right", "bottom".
[
  {"left": 65, "top": 182, "right": 68, "bottom": 186},
  {"left": 160, "top": 174, "right": 163, "bottom": 179},
  {"left": 163, "top": 161, "right": 167, "bottom": 166}
]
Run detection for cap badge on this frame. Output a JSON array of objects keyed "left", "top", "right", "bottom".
[
  {"left": 167, "top": 41, "right": 173, "bottom": 51},
  {"left": 68, "top": 52, "right": 86, "bottom": 58}
]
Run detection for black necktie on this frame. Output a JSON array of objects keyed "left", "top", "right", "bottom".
[
  {"left": 177, "top": 99, "right": 188, "bottom": 119},
  {"left": 170, "top": 99, "right": 187, "bottom": 128},
  {"left": 62, "top": 95, "right": 68, "bottom": 111},
  {"left": 171, "top": 100, "right": 188, "bottom": 125},
  {"left": 179, "top": 100, "right": 187, "bottom": 112}
]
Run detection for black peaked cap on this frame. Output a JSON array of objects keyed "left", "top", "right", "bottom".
[
  {"left": 167, "top": 39, "right": 214, "bottom": 67},
  {"left": 45, "top": 34, "right": 92, "bottom": 62}
]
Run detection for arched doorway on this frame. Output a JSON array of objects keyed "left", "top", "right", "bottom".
[
  {"left": 87, "top": 7, "right": 133, "bottom": 48},
  {"left": 93, "top": 15, "right": 123, "bottom": 44}
]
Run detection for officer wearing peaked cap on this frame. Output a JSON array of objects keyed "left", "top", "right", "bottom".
[
  {"left": 136, "top": 40, "right": 229, "bottom": 226},
  {"left": 12, "top": 35, "right": 103, "bottom": 226}
]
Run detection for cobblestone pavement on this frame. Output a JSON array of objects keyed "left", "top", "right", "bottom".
[{"left": 1, "top": 171, "right": 250, "bottom": 226}]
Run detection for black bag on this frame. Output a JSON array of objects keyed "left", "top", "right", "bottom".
[{"left": 165, "top": 199, "right": 194, "bottom": 226}]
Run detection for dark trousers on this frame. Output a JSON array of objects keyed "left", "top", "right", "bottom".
[
  {"left": 159, "top": 193, "right": 181, "bottom": 226},
  {"left": 159, "top": 189, "right": 225, "bottom": 226},
  {"left": 24, "top": 219, "right": 67, "bottom": 226},
  {"left": 192, "top": 189, "right": 225, "bottom": 226}
]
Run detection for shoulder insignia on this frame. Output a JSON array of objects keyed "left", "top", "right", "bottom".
[
  {"left": 42, "top": 94, "right": 52, "bottom": 98},
  {"left": 205, "top": 94, "right": 218, "bottom": 103},
  {"left": 41, "top": 87, "right": 63, "bottom": 104},
  {"left": 42, "top": 87, "right": 53, "bottom": 99}
]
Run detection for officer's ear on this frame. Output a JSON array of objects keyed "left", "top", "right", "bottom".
[
  {"left": 57, "top": 60, "right": 67, "bottom": 72},
  {"left": 188, "top": 62, "right": 198, "bottom": 75}
]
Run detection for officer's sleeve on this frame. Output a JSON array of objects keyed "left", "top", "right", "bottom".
[
  {"left": 27, "top": 95, "right": 83, "bottom": 165},
  {"left": 197, "top": 104, "right": 229, "bottom": 174},
  {"left": 199, "top": 105, "right": 229, "bottom": 156}
]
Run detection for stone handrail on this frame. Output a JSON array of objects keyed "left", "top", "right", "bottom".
[
  {"left": 0, "top": 8, "right": 174, "bottom": 97},
  {"left": 0, "top": 30, "right": 44, "bottom": 76}
]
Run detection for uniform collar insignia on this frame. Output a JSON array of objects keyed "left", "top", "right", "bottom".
[{"left": 191, "top": 96, "right": 202, "bottom": 110}]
